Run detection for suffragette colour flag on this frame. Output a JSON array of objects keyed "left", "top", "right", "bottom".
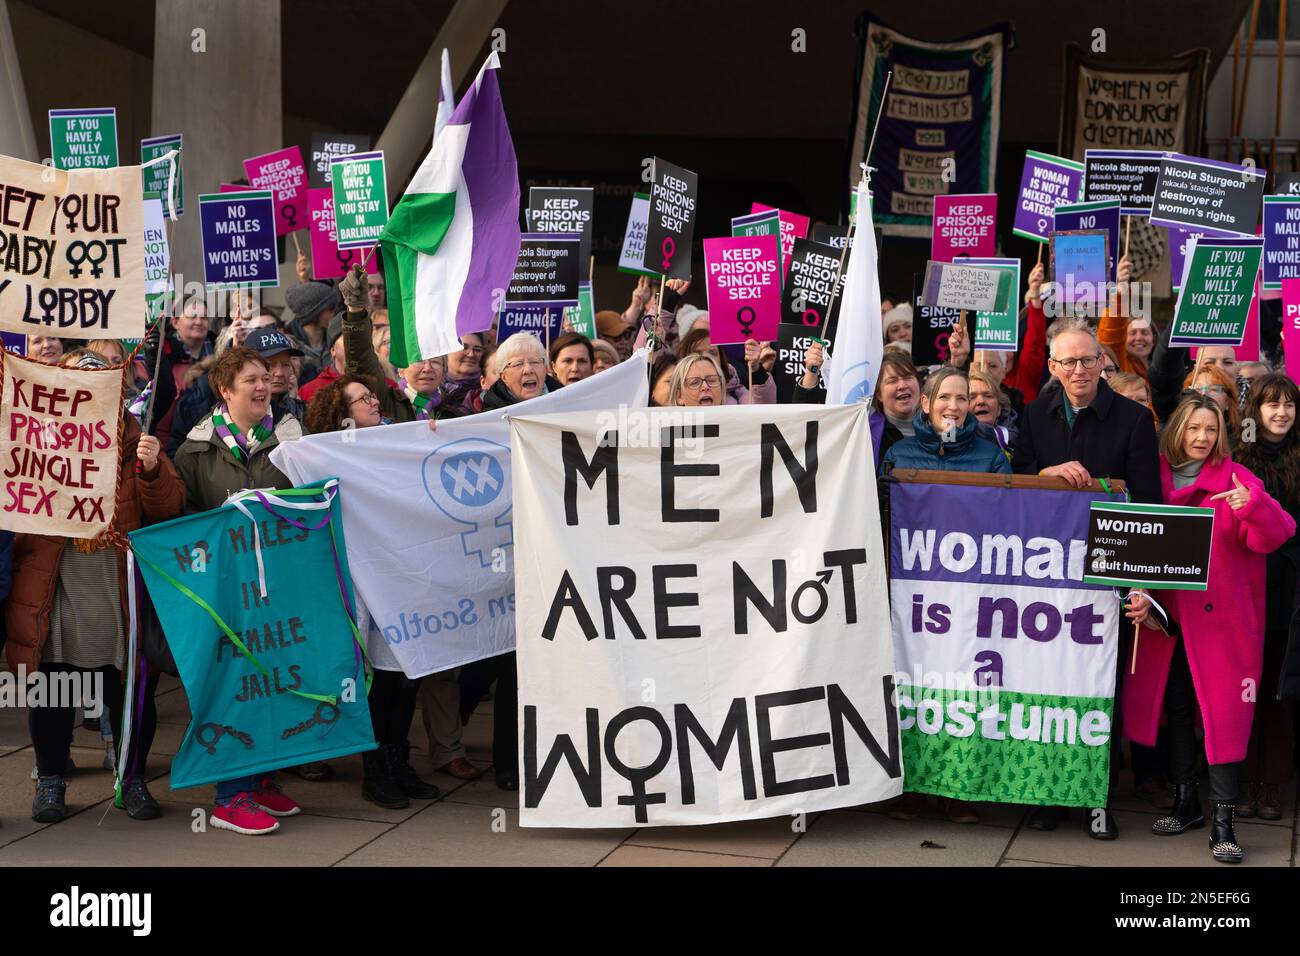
[
  {"left": 826, "top": 177, "right": 884, "bottom": 405},
  {"left": 379, "top": 52, "right": 521, "bottom": 367}
]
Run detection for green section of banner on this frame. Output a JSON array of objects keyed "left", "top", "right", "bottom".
[{"left": 899, "top": 685, "right": 1113, "bottom": 807}]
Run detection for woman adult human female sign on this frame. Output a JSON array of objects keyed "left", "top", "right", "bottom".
[{"left": 1126, "top": 393, "right": 1295, "bottom": 863}]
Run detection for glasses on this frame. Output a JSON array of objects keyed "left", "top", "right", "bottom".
[
  {"left": 459, "top": 345, "right": 485, "bottom": 355},
  {"left": 348, "top": 392, "right": 379, "bottom": 407},
  {"left": 1051, "top": 354, "right": 1102, "bottom": 371},
  {"left": 685, "top": 375, "right": 722, "bottom": 390},
  {"left": 1194, "top": 384, "right": 1228, "bottom": 396},
  {"left": 502, "top": 358, "right": 546, "bottom": 372},
  {"left": 409, "top": 358, "right": 444, "bottom": 370}
]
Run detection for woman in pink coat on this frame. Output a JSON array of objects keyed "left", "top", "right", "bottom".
[{"left": 1126, "top": 393, "right": 1296, "bottom": 863}]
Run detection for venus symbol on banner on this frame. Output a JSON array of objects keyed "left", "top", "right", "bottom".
[{"left": 422, "top": 437, "right": 512, "bottom": 568}]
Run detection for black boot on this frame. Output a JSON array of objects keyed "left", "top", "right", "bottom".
[
  {"left": 1151, "top": 782, "right": 1204, "bottom": 835},
  {"left": 361, "top": 748, "right": 409, "bottom": 810},
  {"left": 1085, "top": 806, "right": 1119, "bottom": 840},
  {"left": 386, "top": 743, "right": 441, "bottom": 800},
  {"left": 1209, "top": 801, "right": 1243, "bottom": 863}
]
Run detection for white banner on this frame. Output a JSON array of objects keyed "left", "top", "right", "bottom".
[
  {"left": 270, "top": 351, "right": 649, "bottom": 678},
  {"left": 511, "top": 403, "right": 902, "bottom": 828}
]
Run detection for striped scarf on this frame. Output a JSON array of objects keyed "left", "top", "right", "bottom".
[
  {"left": 212, "top": 404, "right": 273, "bottom": 462},
  {"left": 404, "top": 385, "right": 433, "bottom": 420}
]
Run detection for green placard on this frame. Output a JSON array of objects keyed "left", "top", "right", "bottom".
[
  {"left": 1169, "top": 239, "right": 1263, "bottom": 347},
  {"left": 49, "top": 108, "right": 119, "bottom": 170},
  {"left": 965, "top": 259, "right": 1020, "bottom": 351},
  {"left": 141, "top": 133, "right": 183, "bottom": 217},
  {"left": 563, "top": 281, "right": 596, "bottom": 338},
  {"left": 329, "top": 151, "right": 388, "bottom": 249},
  {"left": 732, "top": 209, "right": 782, "bottom": 276}
]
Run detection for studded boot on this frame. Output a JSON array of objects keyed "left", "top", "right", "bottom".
[
  {"left": 1151, "top": 781, "right": 1204, "bottom": 835},
  {"left": 1208, "top": 801, "right": 1243, "bottom": 863}
]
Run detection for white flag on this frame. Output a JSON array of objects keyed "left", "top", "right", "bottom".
[
  {"left": 826, "top": 178, "right": 884, "bottom": 405},
  {"left": 434, "top": 48, "right": 454, "bottom": 142}
]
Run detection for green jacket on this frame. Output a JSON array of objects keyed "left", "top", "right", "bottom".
[
  {"left": 173, "top": 412, "right": 304, "bottom": 513},
  {"left": 342, "top": 306, "right": 416, "bottom": 424}
]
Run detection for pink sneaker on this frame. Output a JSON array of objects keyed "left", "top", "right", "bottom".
[
  {"left": 211, "top": 793, "right": 280, "bottom": 835},
  {"left": 252, "top": 778, "right": 301, "bottom": 817}
]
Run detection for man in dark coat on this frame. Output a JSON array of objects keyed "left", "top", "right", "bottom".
[{"left": 1011, "top": 316, "right": 1161, "bottom": 842}]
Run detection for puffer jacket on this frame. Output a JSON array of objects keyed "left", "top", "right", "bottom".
[
  {"left": 880, "top": 412, "right": 1011, "bottom": 475},
  {"left": 4, "top": 419, "right": 185, "bottom": 672},
  {"left": 342, "top": 306, "right": 416, "bottom": 423},
  {"left": 172, "top": 412, "right": 302, "bottom": 513}
]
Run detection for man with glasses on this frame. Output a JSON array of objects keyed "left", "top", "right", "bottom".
[{"left": 1011, "top": 316, "right": 1160, "bottom": 843}]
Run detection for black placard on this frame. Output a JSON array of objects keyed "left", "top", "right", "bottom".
[
  {"left": 527, "top": 187, "right": 595, "bottom": 267},
  {"left": 1083, "top": 150, "right": 1163, "bottom": 212},
  {"left": 771, "top": 326, "right": 833, "bottom": 403},
  {"left": 1085, "top": 502, "right": 1214, "bottom": 590},
  {"left": 781, "top": 238, "right": 845, "bottom": 330},
  {"left": 506, "top": 234, "right": 581, "bottom": 306},
  {"left": 1149, "top": 155, "right": 1268, "bottom": 235},
  {"left": 309, "top": 133, "right": 371, "bottom": 189},
  {"left": 642, "top": 158, "right": 698, "bottom": 279},
  {"left": 1275, "top": 172, "right": 1300, "bottom": 197},
  {"left": 909, "top": 272, "right": 961, "bottom": 367}
]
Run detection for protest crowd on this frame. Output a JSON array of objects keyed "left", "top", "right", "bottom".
[{"left": 3, "top": 28, "right": 1300, "bottom": 871}]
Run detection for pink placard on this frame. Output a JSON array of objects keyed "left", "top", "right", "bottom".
[
  {"left": 308, "top": 187, "right": 379, "bottom": 280},
  {"left": 932, "top": 193, "right": 997, "bottom": 262},
  {"left": 1284, "top": 279, "right": 1300, "bottom": 382},
  {"left": 751, "top": 203, "right": 810, "bottom": 283},
  {"left": 219, "top": 183, "right": 251, "bottom": 192},
  {"left": 703, "top": 234, "right": 781, "bottom": 345},
  {"left": 244, "top": 146, "right": 308, "bottom": 235}
]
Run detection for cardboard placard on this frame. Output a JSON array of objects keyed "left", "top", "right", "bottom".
[
  {"left": 198, "top": 190, "right": 279, "bottom": 289},
  {"left": 1149, "top": 154, "right": 1267, "bottom": 236},
  {"left": 0, "top": 155, "right": 146, "bottom": 339},
  {"left": 506, "top": 233, "right": 581, "bottom": 307},
  {"left": 49, "top": 108, "right": 118, "bottom": 170},
  {"left": 141, "top": 133, "right": 183, "bottom": 217},
  {"left": 963, "top": 257, "right": 1020, "bottom": 352},
  {"left": 931, "top": 193, "right": 997, "bottom": 261},
  {"left": 1262, "top": 195, "right": 1300, "bottom": 290},
  {"left": 0, "top": 351, "right": 123, "bottom": 537},
  {"left": 1050, "top": 230, "right": 1110, "bottom": 307},
  {"left": 1012, "top": 150, "right": 1085, "bottom": 243},
  {"left": 642, "top": 157, "right": 698, "bottom": 278},
  {"left": 329, "top": 151, "right": 389, "bottom": 249},
  {"left": 244, "top": 146, "right": 308, "bottom": 234},
  {"left": 1085, "top": 501, "right": 1213, "bottom": 590},
  {"left": 920, "top": 260, "right": 1011, "bottom": 313},
  {"left": 703, "top": 235, "right": 781, "bottom": 345},
  {"left": 309, "top": 132, "right": 370, "bottom": 189},
  {"left": 1053, "top": 199, "right": 1121, "bottom": 281},
  {"left": 528, "top": 187, "right": 594, "bottom": 266},
  {"left": 1082, "top": 149, "right": 1164, "bottom": 213}
]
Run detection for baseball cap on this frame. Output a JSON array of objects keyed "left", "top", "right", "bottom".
[{"left": 247, "top": 327, "right": 305, "bottom": 358}]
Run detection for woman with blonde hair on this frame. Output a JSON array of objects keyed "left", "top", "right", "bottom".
[
  {"left": 1183, "top": 362, "right": 1242, "bottom": 438},
  {"left": 667, "top": 351, "right": 727, "bottom": 407},
  {"left": 1126, "top": 393, "right": 1295, "bottom": 863}
]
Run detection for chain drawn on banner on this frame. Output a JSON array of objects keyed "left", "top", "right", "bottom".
[{"left": 196, "top": 722, "right": 254, "bottom": 756}]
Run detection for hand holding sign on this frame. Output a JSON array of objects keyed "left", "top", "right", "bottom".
[
  {"left": 137, "top": 434, "right": 161, "bottom": 477},
  {"left": 1210, "top": 473, "right": 1251, "bottom": 511},
  {"left": 946, "top": 321, "right": 970, "bottom": 366},
  {"left": 1026, "top": 261, "right": 1045, "bottom": 304},
  {"left": 1125, "top": 589, "right": 1151, "bottom": 625}
]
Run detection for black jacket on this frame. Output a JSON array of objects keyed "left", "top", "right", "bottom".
[{"left": 1011, "top": 378, "right": 1161, "bottom": 503}]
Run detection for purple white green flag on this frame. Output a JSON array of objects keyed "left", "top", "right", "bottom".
[{"left": 379, "top": 52, "right": 520, "bottom": 367}]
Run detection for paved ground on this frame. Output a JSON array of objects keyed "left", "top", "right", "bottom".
[{"left": 0, "top": 675, "right": 1294, "bottom": 867}]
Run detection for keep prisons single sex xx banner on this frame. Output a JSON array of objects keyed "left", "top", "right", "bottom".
[
  {"left": 889, "top": 481, "right": 1120, "bottom": 807},
  {"left": 512, "top": 403, "right": 902, "bottom": 827}
]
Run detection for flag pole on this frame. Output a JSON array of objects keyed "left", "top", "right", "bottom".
[{"left": 807, "top": 70, "right": 890, "bottom": 378}]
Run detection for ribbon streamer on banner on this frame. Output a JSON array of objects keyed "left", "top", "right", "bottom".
[
  {"left": 139, "top": 147, "right": 181, "bottom": 223},
  {"left": 130, "top": 480, "right": 371, "bottom": 708}
]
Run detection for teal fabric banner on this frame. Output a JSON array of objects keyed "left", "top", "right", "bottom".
[{"left": 129, "top": 480, "right": 374, "bottom": 789}]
